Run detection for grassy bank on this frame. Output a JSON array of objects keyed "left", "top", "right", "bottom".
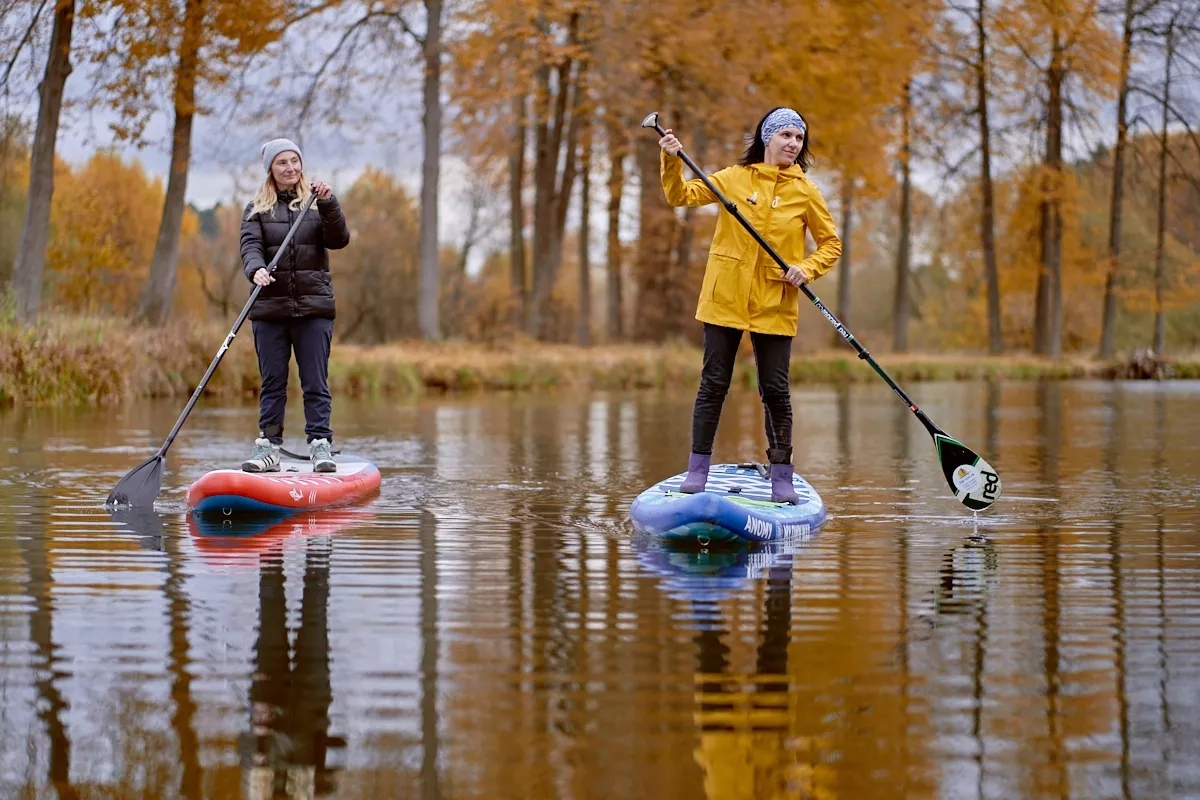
[{"left": 2, "top": 316, "right": 1198, "bottom": 406}]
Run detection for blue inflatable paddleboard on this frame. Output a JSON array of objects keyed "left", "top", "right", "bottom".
[{"left": 630, "top": 463, "right": 827, "bottom": 544}]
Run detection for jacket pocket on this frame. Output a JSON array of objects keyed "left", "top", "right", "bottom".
[
  {"left": 761, "top": 264, "right": 797, "bottom": 311},
  {"left": 707, "top": 253, "right": 740, "bottom": 305}
]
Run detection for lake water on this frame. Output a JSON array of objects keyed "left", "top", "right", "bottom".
[{"left": 1, "top": 380, "right": 1198, "bottom": 799}]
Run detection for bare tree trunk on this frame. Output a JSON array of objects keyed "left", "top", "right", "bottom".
[
  {"left": 1048, "top": 61, "right": 1064, "bottom": 357},
  {"left": 833, "top": 177, "right": 854, "bottom": 348},
  {"left": 418, "top": 0, "right": 442, "bottom": 341},
  {"left": 527, "top": 65, "right": 556, "bottom": 336},
  {"left": 578, "top": 122, "right": 592, "bottom": 347},
  {"left": 1100, "top": 0, "right": 1136, "bottom": 357},
  {"left": 547, "top": 65, "right": 583, "bottom": 288},
  {"left": 138, "top": 0, "right": 202, "bottom": 326},
  {"left": 666, "top": 123, "right": 704, "bottom": 340},
  {"left": 1036, "top": 25, "right": 1065, "bottom": 356},
  {"left": 893, "top": 81, "right": 912, "bottom": 353},
  {"left": 509, "top": 93, "right": 526, "bottom": 331},
  {"left": 10, "top": 0, "right": 75, "bottom": 324},
  {"left": 448, "top": 191, "right": 482, "bottom": 332},
  {"left": 976, "top": 0, "right": 1002, "bottom": 354},
  {"left": 633, "top": 129, "right": 675, "bottom": 341},
  {"left": 1153, "top": 19, "right": 1175, "bottom": 355},
  {"left": 528, "top": 21, "right": 581, "bottom": 340},
  {"left": 605, "top": 116, "right": 625, "bottom": 342}
]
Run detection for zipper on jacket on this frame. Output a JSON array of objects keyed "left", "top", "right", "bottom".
[{"left": 287, "top": 203, "right": 297, "bottom": 316}]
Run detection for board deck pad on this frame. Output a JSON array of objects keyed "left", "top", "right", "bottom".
[
  {"left": 630, "top": 463, "right": 827, "bottom": 544},
  {"left": 186, "top": 454, "right": 381, "bottom": 514}
]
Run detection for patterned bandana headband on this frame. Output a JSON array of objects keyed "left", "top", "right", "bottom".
[{"left": 760, "top": 108, "right": 806, "bottom": 147}]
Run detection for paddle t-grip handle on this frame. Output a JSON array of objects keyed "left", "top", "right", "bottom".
[{"left": 641, "top": 111, "right": 666, "bottom": 136}]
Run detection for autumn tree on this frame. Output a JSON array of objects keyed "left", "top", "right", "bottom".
[
  {"left": 450, "top": 0, "right": 596, "bottom": 340},
  {"left": 1145, "top": 1, "right": 1200, "bottom": 354},
  {"left": 1098, "top": 0, "right": 1141, "bottom": 356},
  {"left": 45, "top": 150, "right": 203, "bottom": 315},
  {"left": 184, "top": 200, "right": 247, "bottom": 318},
  {"left": 92, "top": 0, "right": 285, "bottom": 326},
  {"left": 8, "top": 0, "right": 76, "bottom": 323},
  {"left": 264, "top": 0, "right": 448, "bottom": 340},
  {"left": 996, "top": 0, "right": 1117, "bottom": 355},
  {"left": 0, "top": 115, "right": 29, "bottom": 287},
  {"left": 332, "top": 168, "right": 421, "bottom": 342},
  {"left": 934, "top": 0, "right": 1007, "bottom": 353}
]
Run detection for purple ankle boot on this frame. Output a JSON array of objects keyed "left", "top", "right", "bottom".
[
  {"left": 767, "top": 448, "right": 799, "bottom": 504},
  {"left": 770, "top": 463, "right": 799, "bottom": 504},
  {"left": 679, "top": 453, "right": 712, "bottom": 494}
]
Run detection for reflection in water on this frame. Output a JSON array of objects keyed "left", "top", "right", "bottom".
[
  {"left": 114, "top": 507, "right": 204, "bottom": 799},
  {"left": 3, "top": 382, "right": 1200, "bottom": 798},
  {"left": 241, "top": 535, "right": 343, "bottom": 799},
  {"left": 22, "top": 496, "right": 78, "bottom": 800},
  {"left": 184, "top": 509, "right": 361, "bottom": 799},
  {"left": 420, "top": 509, "right": 441, "bottom": 800},
  {"left": 635, "top": 537, "right": 810, "bottom": 799}
]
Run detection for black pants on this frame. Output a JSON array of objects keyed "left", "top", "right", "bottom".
[
  {"left": 253, "top": 317, "right": 334, "bottom": 445},
  {"left": 692, "top": 323, "right": 792, "bottom": 461}
]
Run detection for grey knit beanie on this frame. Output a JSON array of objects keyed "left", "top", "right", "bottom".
[{"left": 261, "top": 138, "right": 302, "bottom": 174}]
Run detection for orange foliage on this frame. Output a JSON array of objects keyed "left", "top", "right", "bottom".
[
  {"left": 44, "top": 151, "right": 202, "bottom": 317},
  {"left": 0, "top": 117, "right": 30, "bottom": 285},
  {"left": 333, "top": 168, "right": 422, "bottom": 343},
  {"left": 95, "top": 0, "right": 287, "bottom": 143}
]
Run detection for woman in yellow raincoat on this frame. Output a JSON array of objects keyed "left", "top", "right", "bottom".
[{"left": 659, "top": 107, "right": 842, "bottom": 504}]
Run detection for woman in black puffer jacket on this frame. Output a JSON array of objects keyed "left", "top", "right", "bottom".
[{"left": 239, "top": 137, "right": 350, "bottom": 474}]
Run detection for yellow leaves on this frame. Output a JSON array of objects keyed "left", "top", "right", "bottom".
[
  {"left": 992, "top": 0, "right": 1120, "bottom": 102},
  {"left": 93, "top": 0, "right": 288, "bottom": 145},
  {"left": 45, "top": 151, "right": 165, "bottom": 315},
  {"left": 332, "top": 168, "right": 423, "bottom": 341}
]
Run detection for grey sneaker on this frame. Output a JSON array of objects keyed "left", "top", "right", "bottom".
[
  {"left": 242, "top": 437, "right": 281, "bottom": 472},
  {"left": 310, "top": 438, "right": 336, "bottom": 473}
]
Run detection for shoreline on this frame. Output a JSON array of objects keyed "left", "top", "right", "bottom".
[{"left": 2, "top": 317, "right": 1196, "bottom": 406}]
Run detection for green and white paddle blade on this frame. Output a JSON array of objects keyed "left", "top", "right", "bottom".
[{"left": 933, "top": 433, "right": 1002, "bottom": 511}]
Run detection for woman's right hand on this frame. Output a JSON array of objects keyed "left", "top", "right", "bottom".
[
  {"left": 659, "top": 129, "right": 682, "bottom": 156},
  {"left": 253, "top": 268, "right": 274, "bottom": 287}
]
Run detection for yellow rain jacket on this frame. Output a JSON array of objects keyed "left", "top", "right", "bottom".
[{"left": 661, "top": 151, "right": 842, "bottom": 337}]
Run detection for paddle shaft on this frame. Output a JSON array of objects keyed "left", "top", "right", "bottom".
[
  {"left": 154, "top": 193, "right": 320, "bottom": 457},
  {"left": 644, "top": 117, "right": 940, "bottom": 437}
]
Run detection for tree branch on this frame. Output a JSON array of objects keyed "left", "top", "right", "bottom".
[
  {"left": 294, "top": 12, "right": 376, "bottom": 125},
  {"left": 0, "top": 0, "right": 48, "bottom": 89},
  {"left": 1166, "top": 147, "right": 1200, "bottom": 195}
]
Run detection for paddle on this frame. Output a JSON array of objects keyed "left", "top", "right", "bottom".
[
  {"left": 641, "top": 112, "right": 1003, "bottom": 511},
  {"left": 106, "top": 192, "right": 320, "bottom": 508}
]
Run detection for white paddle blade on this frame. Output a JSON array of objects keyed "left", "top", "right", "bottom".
[{"left": 933, "top": 433, "right": 1002, "bottom": 511}]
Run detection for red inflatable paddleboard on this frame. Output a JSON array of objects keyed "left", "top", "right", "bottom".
[{"left": 186, "top": 454, "right": 381, "bottom": 514}]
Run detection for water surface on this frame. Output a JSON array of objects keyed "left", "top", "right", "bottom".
[{"left": 1, "top": 380, "right": 1198, "bottom": 798}]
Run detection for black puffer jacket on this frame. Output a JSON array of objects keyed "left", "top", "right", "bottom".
[{"left": 240, "top": 190, "right": 351, "bottom": 320}]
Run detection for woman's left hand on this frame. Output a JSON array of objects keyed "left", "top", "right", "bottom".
[
  {"left": 311, "top": 180, "right": 333, "bottom": 200},
  {"left": 784, "top": 265, "right": 809, "bottom": 287}
]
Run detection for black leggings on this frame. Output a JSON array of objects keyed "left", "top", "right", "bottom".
[{"left": 691, "top": 323, "right": 793, "bottom": 459}]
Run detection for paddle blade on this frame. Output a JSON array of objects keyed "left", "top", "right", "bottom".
[
  {"left": 106, "top": 455, "right": 164, "bottom": 508},
  {"left": 932, "top": 433, "right": 1002, "bottom": 511}
]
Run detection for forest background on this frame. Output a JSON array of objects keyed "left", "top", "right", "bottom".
[{"left": 2, "top": 0, "right": 1199, "bottom": 403}]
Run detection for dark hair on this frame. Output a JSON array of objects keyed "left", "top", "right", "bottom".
[{"left": 739, "top": 107, "right": 812, "bottom": 171}]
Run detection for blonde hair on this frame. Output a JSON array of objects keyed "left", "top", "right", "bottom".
[{"left": 246, "top": 170, "right": 312, "bottom": 220}]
